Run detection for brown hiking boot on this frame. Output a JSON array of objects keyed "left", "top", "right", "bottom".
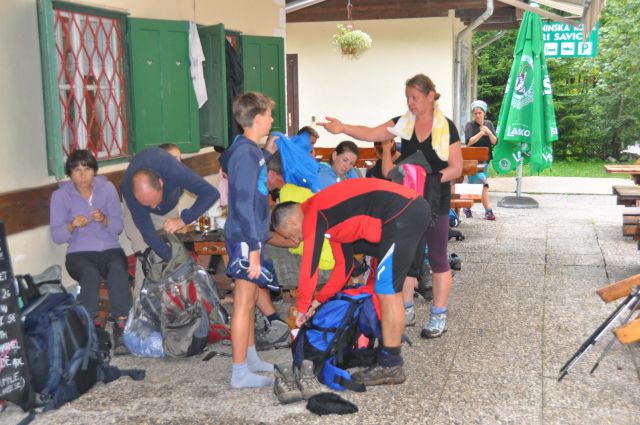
[
  {"left": 274, "top": 362, "right": 302, "bottom": 404},
  {"left": 351, "top": 364, "right": 406, "bottom": 386},
  {"left": 294, "top": 360, "right": 323, "bottom": 399},
  {"left": 112, "top": 320, "right": 130, "bottom": 356}
]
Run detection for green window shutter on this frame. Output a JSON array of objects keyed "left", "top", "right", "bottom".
[
  {"left": 37, "top": 0, "right": 65, "bottom": 177},
  {"left": 240, "top": 35, "right": 286, "bottom": 134},
  {"left": 198, "top": 24, "right": 229, "bottom": 149},
  {"left": 128, "top": 19, "right": 199, "bottom": 153}
]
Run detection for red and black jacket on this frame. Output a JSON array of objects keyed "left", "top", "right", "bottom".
[{"left": 297, "top": 178, "right": 420, "bottom": 313}]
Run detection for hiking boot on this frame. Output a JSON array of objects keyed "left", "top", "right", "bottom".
[
  {"left": 112, "top": 320, "right": 130, "bottom": 356},
  {"left": 274, "top": 362, "right": 302, "bottom": 404},
  {"left": 463, "top": 208, "right": 472, "bottom": 218},
  {"left": 294, "top": 360, "right": 323, "bottom": 399},
  {"left": 95, "top": 325, "right": 112, "bottom": 362},
  {"left": 404, "top": 305, "right": 416, "bottom": 327},
  {"left": 415, "top": 266, "right": 433, "bottom": 301},
  {"left": 255, "top": 318, "right": 291, "bottom": 351},
  {"left": 351, "top": 364, "right": 406, "bottom": 386},
  {"left": 484, "top": 210, "right": 496, "bottom": 221},
  {"left": 421, "top": 312, "right": 447, "bottom": 339},
  {"left": 448, "top": 253, "right": 462, "bottom": 271}
]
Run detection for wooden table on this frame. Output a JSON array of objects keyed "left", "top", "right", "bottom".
[
  {"left": 174, "top": 230, "right": 233, "bottom": 293},
  {"left": 605, "top": 164, "right": 640, "bottom": 184},
  {"left": 175, "top": 229, "right": 227, "bottom": 257}
]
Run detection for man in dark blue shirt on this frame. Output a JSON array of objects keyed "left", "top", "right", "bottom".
[{"left": 122, "top": 148, "right": 219, "bottom": 291}]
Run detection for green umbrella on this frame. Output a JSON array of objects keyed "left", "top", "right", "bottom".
[{"left": 492, "top": 7, "right": 558, "bottom": 175}]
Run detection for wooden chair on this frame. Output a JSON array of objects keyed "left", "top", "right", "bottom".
[{"left": 596, "top": 274, "right": 640, "bottom": 344}]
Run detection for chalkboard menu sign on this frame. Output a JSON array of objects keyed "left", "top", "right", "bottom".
[{"left": 0, "top": 223, "right": 33, "bottom": 410}]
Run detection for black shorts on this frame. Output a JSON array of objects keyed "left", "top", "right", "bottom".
[{"left": 353, "top": 198, "right": 429, "bottom": 295}]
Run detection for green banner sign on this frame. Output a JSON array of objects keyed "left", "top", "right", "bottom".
[{"left": 543, "top": 22, "right": 599, "bottom": 58}]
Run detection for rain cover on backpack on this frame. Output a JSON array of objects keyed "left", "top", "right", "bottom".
[{"left": 125, "top": 235, "right": 230, "bottom": 358}]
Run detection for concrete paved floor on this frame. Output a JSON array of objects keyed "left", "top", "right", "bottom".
[{"left": 3, "top": 179, "right": 640, "bottom": 424}]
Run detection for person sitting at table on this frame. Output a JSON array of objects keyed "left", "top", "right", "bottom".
[
  {"left": 121, "top": 147, "right": 220, "bottom": 294},
  {"left": 366, "top": 139, "right": 401, "bottom": 180},
  {"left": 463, "top": 99, "right": 497, "bottom": 220},
  {"left": 317, "top": 140, "right": 360, "bottom": 190},
  {"left": 50, "top": 149, "right": 132, "bottom": 355}
]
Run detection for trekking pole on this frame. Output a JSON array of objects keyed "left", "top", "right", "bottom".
[
  {"left": 558, "top": 286, "right": 640, "bottom": 381},
  {"left": 589, "top": 294, "right": 640, "bottom": 375}
]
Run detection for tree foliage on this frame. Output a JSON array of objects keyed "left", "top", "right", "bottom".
[{"left": 474, "top": 0, "right": 640, "bottom": 160}]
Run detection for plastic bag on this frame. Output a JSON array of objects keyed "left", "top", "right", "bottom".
[{"left": 123, "top": 292, "right": 165, "bottom": 358}]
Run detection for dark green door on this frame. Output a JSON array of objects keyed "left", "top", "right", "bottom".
[
  {"left": 198, "top": 24, "right": 228, "bottom": 149},
  {"left": 240, "top": 35, "right": 286, "bottom": 134},
  {"left": 128, "top": 19, "right": 199, "bottom": 153}
]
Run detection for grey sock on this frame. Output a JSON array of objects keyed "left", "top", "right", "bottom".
[
  {"left": 230, "top": 361, "right": 273, "bottom": 389},
  {"left": 247, "top": 345, "right": 273, "bottom": 373}
]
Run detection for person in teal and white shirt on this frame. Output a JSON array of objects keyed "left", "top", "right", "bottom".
[{"left": 317, "top": 141, "right": 360, "bottom": 190}]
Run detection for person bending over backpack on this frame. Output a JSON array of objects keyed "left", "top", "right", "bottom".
[
  {"left": 271, "top": 178, "right": 431, "bottom": 386},
  {"left": 219, "top": 92, "right": 278, "bottom": 389},
  {"left": 121, "top": 147, "right": 219, "bottom": 295},
  {"left": 50, "top": 149, "right": 132, "bottom": 355}
]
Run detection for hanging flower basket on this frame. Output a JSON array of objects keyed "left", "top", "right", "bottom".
[{"left": 333, "top": 23, "right": 372, "bottom": 59}]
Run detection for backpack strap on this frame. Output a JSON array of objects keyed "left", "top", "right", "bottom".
[
  {"left": 42, "top": 314, "right": 66, "bottom": 403},
  {"left": 316, "top": 295, "right": 366, "bottom": 371},
  {"left": 321, "top": 357, "right": 366, "bottom": 392}
]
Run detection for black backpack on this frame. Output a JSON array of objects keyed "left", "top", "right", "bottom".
[{"left": 14, "top": 275, "right": 145, "bottom": 422}]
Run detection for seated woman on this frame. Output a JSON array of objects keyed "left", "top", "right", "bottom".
[
  {"left": 366, "top": 139, "right": 401, "bottom": 180},
  {"left": 50, "top": 149, "right": 132, "bottom": 355},
  {"left": 317, "top": 140, "right": 360, "bottom": 190}
]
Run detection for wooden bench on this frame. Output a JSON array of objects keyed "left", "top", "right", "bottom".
[
  {"left": 622, "top": 208, "right": 640, "bottom": 237},
  {"left": 450, "top": 147, "right": 490, "bottom": 210},
  {"left": 313, "top": 145, "right": 487, "bottom": 211},
  {"left": 613, "top": 185, "right": 640, "bottom": 207},
  {"left": 596, "top": 275, "right": 640, "bottom": 344}
]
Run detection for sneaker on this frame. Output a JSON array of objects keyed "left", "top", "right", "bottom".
[
  {"left": 294, "top": 360, "right": 323, "bottom": 399},
  {"left": 274, "top": 362, "right": 302, "bottom": 404},
  {"left": 404, "top": 306, "right": 416, "bottom": 327},
  {"left": 255, "top": 316, "right": 291, "bottom": 351},
  {"left": 420, "top": 312, "right": 447, "bottom": 339},
  {"left": 463, "top": 208, "right": 472, "bottom": 218},
  {"left": 351, "top": 364, "right": 406, "bottom": 386},
  {"left": 112, "top": 320, "right": 130, "bottom": 356},
  {"left": 484, "top": 210, "right": 496, "bottom": 221}
]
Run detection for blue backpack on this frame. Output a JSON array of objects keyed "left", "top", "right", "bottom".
[{"left": 292, "top": 290, "right": 381, "bottom": 392}]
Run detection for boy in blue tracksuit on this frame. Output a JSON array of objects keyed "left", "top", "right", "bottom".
[{"left": 219, "top": 92, "right": 277, "bottom": 389}]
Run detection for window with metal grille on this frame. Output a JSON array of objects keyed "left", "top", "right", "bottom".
[{"left": 52, "top": 8, "right": 128, "bottom": 161}]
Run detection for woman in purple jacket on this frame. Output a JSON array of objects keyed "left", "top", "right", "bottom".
[{"left": 50, "top": 150, "right": 131, "bottom": 355}]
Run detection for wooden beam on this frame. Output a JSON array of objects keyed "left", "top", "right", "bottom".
[
  {"left": 496, "top": 0, "right": 579, "bottom": 27},
  {"left": 614, "top": 317, "right": 640, "bottom": 344},
  {"left": 0, "top": 151, "right": 220, "bottom": 236},
  {"left": 286, "top": 0, "right": 512, "bottom": 23},
  {"left": 596, "top": 274, "right": 640, "bottom": 303}
]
